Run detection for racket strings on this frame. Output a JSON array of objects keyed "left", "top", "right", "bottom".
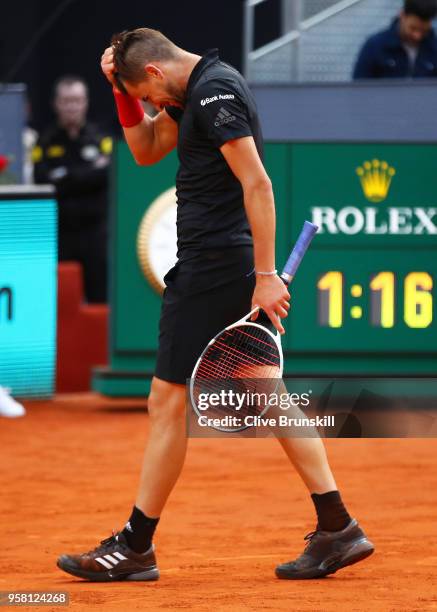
[
  {"left": 217, "top": 335, "right": 279, "bottom": 367},
  {"left": 192, "top": 324, "right": 281, "bottom": 423},
  {"left": 197, "top": 346, "right": 276, "bottom": 378},
  {"left": 199, "top": 327, "right": 280, "bottom": 378}
]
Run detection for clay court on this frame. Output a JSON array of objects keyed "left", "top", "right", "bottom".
[{"left": 1, "top": 394, "right": 436, "bottom": 611}]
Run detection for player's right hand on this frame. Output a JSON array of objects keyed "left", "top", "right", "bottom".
[
  {"left": 251, "top": 274, "right": 291, "bottom": 335},
  {"left": 101, "top": 47, "right": 116, "bottom": 88}
]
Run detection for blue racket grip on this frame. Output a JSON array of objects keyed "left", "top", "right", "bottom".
[{"left": 280, "top": 221, "right": 318, "bottom": 285}]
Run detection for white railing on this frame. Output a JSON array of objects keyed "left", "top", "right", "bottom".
[{"left": 243, "top": 0, "right": 365, "bottom": 80}]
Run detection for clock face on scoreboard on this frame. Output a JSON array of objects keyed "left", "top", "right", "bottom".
[
  {"left": 137, "top": 186, "right": 177, "bottom": 294},
  {"left": 285, "top": 144, "right": 437, "bottom": 356}
]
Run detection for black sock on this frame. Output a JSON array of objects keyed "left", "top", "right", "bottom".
[
  {"left": 311, "top": 490, "right": 352, "bottom": 532},
  {"left": 121, "top": 506, "right": 160, "bottom": 553}
]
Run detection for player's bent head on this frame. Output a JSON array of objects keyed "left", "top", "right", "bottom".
[{"left": 111, "top": 28, "right": 180, "bottom": 92}]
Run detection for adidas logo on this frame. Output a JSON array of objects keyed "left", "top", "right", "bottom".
[
  {"left": 125, "top": 521, "right": 133, "bottom": 533},
  {"left": 95, "top": 551, "right": 128, "bottom": 570},
  {"left": 214, "top": 107, "right": 236, "bottom": 127}
]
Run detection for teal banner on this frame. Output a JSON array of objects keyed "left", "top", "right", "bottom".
[{"left": 0, "top": 193, "right": 57, "bottom": 397}]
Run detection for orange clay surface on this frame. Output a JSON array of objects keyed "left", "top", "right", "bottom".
[{"left": 1, "top": 393, "right": 436, "bottom": 611}]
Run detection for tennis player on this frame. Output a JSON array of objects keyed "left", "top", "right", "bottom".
[{"left": 57, "top": 28, "right": 374, "bottom": 581}]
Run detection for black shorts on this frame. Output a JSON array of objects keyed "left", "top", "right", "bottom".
[{"left": 155, "top": 246, "right": 255, "bottom": 385}]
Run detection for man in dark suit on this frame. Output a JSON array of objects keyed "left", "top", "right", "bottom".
[{"left": 353, "top": 0, "right": 437, "bottom": 78}]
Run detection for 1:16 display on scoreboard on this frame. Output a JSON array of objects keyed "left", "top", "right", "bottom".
[{"left": 318, "top": 272, "right": 433, "bottom": 329}]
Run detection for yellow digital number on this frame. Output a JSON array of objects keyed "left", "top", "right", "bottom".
[
  {"left": 370, "top": 272, "right": 395, "bottom": 328},
  {"left": 404, "top": 272, "right": 433, "bottom": 328},
  {"left": 317, "top": 272, "right": 343, "bottom": 328}
]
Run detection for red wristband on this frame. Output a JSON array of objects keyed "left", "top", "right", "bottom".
[{"left": 113, "top": 89, "right": 144, "bottom": 128}]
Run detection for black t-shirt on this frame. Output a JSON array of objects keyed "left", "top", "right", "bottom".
[{"left": 165, "top": 49, "right": 263, "bottom": 256}]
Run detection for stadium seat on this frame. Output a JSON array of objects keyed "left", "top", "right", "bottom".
[{"left": 56, "top": 262, "right": 108, "bottom": 392}]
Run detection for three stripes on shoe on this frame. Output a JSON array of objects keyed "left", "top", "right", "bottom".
[{"left": 95, "top": 551, "right": 128, "bottom": 570}]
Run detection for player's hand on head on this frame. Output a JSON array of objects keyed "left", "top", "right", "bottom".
[
  {"left": 101, "top": 46, "right": 117, "bottom": 87},
  {"left": 251, "top": 275, "right": 291, "bottom": 334}
]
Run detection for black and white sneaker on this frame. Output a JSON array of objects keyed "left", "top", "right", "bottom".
[
  {"left": 275, "top": 519, "right": 374, "bottom": 579},
  {"left": 57, "top": 532, "right": 159, "bottom": 582}
]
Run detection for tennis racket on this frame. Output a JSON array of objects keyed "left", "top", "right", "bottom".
[{"left": 190, "top": 221, "right": 318, "bottom": 433}]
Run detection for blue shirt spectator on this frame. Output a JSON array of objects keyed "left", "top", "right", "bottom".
[{"left": 353, "top": 0, "right": 437, "bottom": 78}]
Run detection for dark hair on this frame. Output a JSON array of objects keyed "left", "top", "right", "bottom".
[
  {"left": 404, "top": 0, "right": 437, "bottom": 20},
  {"left": 53, "top": 75, "right": 88, "bottom": 98},
  {"left": 111, "top": 28, "right": 179, "bottom": 92}
]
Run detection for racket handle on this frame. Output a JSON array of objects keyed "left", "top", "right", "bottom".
[{"left": 280, "top": 221, "right": 318, "bottom": 285}]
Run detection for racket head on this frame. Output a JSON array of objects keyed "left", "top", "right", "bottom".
[{"left": 190, "top": 318, "right": 283, "bottom": 433}]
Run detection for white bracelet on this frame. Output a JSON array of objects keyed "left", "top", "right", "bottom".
[{"left": 255, "top": 269, "right": 277, "bottom": 276}]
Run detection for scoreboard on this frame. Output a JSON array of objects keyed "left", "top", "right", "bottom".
[
  {"left": 93, "top": 141, "right": 437, "bottom": 396},
  {"left": 282, "top": 144, "right": 436, "bottom": 374}
]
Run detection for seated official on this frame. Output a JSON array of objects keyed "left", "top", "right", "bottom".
[
  {"left": 353, "top": 0, "right": 437, "bottom": 79},
  {"left": 33, "top": 75, "right": 112, "bottom": 303}
]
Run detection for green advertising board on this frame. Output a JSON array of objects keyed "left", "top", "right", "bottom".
[
  {"left": 287, "top": 144, "right": 437, "bottom": 375},
  {"left": 93, "top": 142, "right": 437, "bottom": 396}
]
